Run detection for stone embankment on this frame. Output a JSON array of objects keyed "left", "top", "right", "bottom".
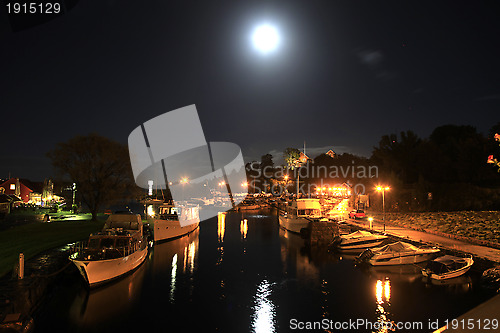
[
  {"left": 369, "top": 210, "right": 500, "bottom": 247},
  {"left": 0, "top": 246, "right": 74, "bottom": 333}
]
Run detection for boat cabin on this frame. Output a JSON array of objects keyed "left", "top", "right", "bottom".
[
  {"left": 146, "top": 201, "right": 199, "bottom": 222},
  {"left": 286, "top": 199, "right": 322, "bottom": 218}
]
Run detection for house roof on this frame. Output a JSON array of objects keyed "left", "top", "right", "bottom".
[
  {"left": 0, "top": 194, "right": 22, "bottom": 203},
  {"left": 0, "top": 178, "right": 43, "bottom": 193}
]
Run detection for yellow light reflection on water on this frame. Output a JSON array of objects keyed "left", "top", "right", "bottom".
[
  {"left": 376, "top": 280, "right": 383, "bottom": 304},
  {"left": 187, "top": 241, "right": 196, "bottom": 274},
  {"left": 374, "top": 279, "right": 392, "bottom": 333},
  {"left": 241, "top": 219, "right": 248, "bottom": 239},
  {"left": 384, "top": 280, "right": 391, "bottom": 302},
  {"left": 218, "top": 212, "right": 226, "bottom": 243},
  {"left": 252, "top": 280, "right": 276, "bottom": 333}
]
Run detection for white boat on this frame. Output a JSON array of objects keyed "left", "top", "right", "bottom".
[
  {"left": 145, "top": 199, "right": 199, "bottom": 243},
  {"left": 357, "top": 241, "right": 440, "bottom": 266},
  {"left": 333, "top": 230, "right": 388, "bottom": 253},
  {"left": 278, "top": 199, "right": 322, "bottom": 233},
  {"left": 422, "top": 255, "right": 474, "bottom": 280},
  {"left": 69, "top": 212, "right": 149, "bottom": 287}
]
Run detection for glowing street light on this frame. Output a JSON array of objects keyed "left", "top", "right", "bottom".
[
  {"left": 376, "top": 186, "right": 390, "bottom": 232},
  {"left": 180, "top": 177, "right": 189, "bottom": 184}
]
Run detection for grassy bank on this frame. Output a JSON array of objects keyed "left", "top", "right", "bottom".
[
  {"left": 0, "top": 220, "right": 105, "bottom": 277},
  {"left": 368, "top": 211, "right": 500, "bottom": 243}
]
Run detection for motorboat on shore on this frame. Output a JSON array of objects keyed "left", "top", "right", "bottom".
[
  {"left": 357, "top": 241, "right": 440, "bottom": 266},
  {"left": 278, "top": 199, "right": 322, "bottom": 233},
  {"left": 421, "top": 255, "right": 474, "bottom": 280},
  {"left": 332, "top": 230, "right": 388, "bottom": 253},
  {"left": 144, "top": 199, "right": 199, "bottom": 243},
  {"left": 69, "top": 212, "right": 149, "bottom": 287}
]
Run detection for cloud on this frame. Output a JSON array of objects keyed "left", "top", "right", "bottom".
[
  {"left": 357, "top": 49, "right": 384, "bottom": 67},
  {"left": 356, "top": 48, "right": 396, "bottom": 81}
]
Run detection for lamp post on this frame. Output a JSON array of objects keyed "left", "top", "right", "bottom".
[
  {"left": 72, "top": 182, "right": 77, "bottom": 213},
  {"left": 376, "top": 186, "right": 390, "bottom": 232}
]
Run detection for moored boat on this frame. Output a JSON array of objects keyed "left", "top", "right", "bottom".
[
  {"left": 278, "top": 198, "right": 322, "bottom": 233},
  {"left": 69, "top": 212, "right": 149, "bottom": 287},
  {"left": 333, "top": 230, "right": 388, "bottom": 253},
  {"left": 422, "top": 255, "right": 474, "bottom": 280},
  {"left": 144, "top": 199, "right": 199, "bottom": 243},
  {"left": 237, "top": 199, "right": 260, "bottom": 211},
  {"left": 357, "top": 241, "right": 440, "bottom": 266}
]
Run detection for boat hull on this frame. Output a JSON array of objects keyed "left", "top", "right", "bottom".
[
  {"left": 238, "top": 204, "right": 260, "bottom": 211},
  {"left": 279, "top": 215, "right": 309, "bottom": 234},
  {"left": 153, "top": 219, "right": 199, "bottom": 242},
  {"left": 338, "top": 239, "right": 386, "bottom": 252},
  {"left": 422, "top": 257, "right": 474, "bottom": 280},
  {"left": 370, "top": 251, "right": 438, "bottom": 266},
  {"left": 71, "top": 247, "right": 148, "bottom": 287}
]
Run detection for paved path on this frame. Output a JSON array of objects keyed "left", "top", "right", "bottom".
[{"left": 346, "top": 218, "right": 500, "bottom": 263}]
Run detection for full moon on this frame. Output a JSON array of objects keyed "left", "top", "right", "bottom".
[{"left": 251, "top": 24, "right": 280, "bottom": 54}]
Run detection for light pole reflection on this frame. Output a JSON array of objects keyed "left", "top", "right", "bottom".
[
  {"left": 240, "top": 219, "right": 248, "bottom": 239},
  {"left": 374, "top": 279, "right": 392, "bottom": 333}
]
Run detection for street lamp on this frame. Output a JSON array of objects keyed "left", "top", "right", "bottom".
[
  {"left": 180, "top": 177, "right": 189, "bottom": 201},
  {"left": 376, "top": 186, "right": 390, "bottom": 232},
  {"left": 368, "top": 217, "right": 373, "bottom": 230}
]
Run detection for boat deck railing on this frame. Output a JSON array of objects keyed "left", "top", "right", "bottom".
[{"left": 70, "top": 240, "right": 146, "bottom": 261}]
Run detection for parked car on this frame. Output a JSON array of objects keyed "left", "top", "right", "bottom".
[{"left": 349, "top": 209, "right": 366, "bottom": 219}]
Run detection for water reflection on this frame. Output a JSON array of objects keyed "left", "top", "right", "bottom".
[
  {"left": 184, "top": 240, "right": 196, "bottom": 274},
  {"left": 279, "top": 228, "right": 320, "bottom": 286},
  {"left": 251, "top": 280, "right": 276, "bottom": 333},
  {"left": 69, "top": 258, "right": 146, "bottom": 330},
  {"left": 367, "top": 265, "right": 422, "bottom": 284},
  {"left": 151, "top": 228, "right": 200, "bottom": 276},
  {"left": 170, "top": 253, "right": 177, "bottom": 303},
  {"left": 217, "top": 212, "right": 225, "bottom": 266},
  {"left": 374, "top": 279, "right": 392, "bottom": 333},
  {"left": 218, "top": 212, "right": 226, "bottom": 242},
  {"left": 425, "top": 275, "right": 473, "bottom": 293},
  {"left": 240, "top": 218, "right": 248, "bottom": 239}
]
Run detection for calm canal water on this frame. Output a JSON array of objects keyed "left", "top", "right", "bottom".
[{"left": 35, "top": 210, "right": 494, "bottom": 332}]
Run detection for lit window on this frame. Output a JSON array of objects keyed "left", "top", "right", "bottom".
[{"left": 10, "top": 184, "right": 15, "bottom": 190}]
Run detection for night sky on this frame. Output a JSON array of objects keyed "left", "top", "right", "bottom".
[{"left": 1, "top": 1, "right": 499, "bottom": 181}]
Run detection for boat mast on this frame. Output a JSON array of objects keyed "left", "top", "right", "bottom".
[{"left": 297, "top": 141, "right": 305, "bottom": 198}]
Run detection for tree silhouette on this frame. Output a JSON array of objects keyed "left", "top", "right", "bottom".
[{"left": 47, "top": 134, "right": 136, "bottom": 220}]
